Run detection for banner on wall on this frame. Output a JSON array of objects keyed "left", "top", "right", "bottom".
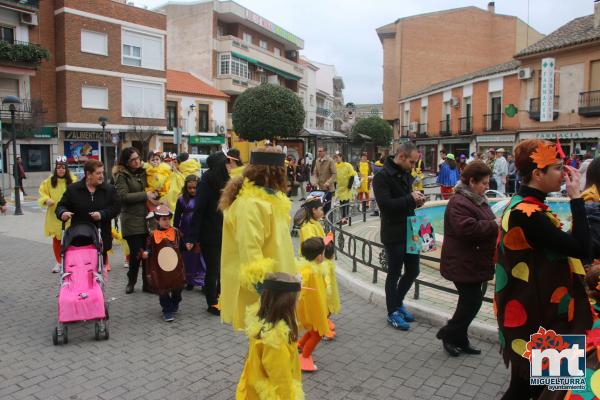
[{"left": 64, "top": 141, "right": 100, "bottom": 162}]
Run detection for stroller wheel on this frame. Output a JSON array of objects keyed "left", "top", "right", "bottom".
[
  {"left": 53, "top": 326, "right": 67, "bottom": 345},
  {"left": 103, "top": 322, "right": 109, "bottom": 340},
  {"left": 62, "top": 326, "right": 68, "bottom": 344},
  {"left": 94, "top": 322, "right": 100, "bottom": 341},
  {"left": 104, "top": 303, "right": 109, "bottom": 320},
  {"left": 52, "top": 328, "right": 59, "bottom": 345}
]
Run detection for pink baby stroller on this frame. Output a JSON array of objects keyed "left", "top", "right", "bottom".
[{"left": 52, "top": 222, "right": 109, "bottom": 345}]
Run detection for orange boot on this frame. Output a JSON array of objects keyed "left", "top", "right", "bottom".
[{"left": 300, "top": 355, "right": 318, "bottom": 372}]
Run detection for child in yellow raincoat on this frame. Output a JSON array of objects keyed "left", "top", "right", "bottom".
[
  {"left": 357, "top": 153, "right": 372, "bottom": 211},
  {"left": 164, "top": 153, "right": 200, "bottom": 212},
  {"left": 297, "top": 196, "right": 325, "bottom": 245},
  {"left": 236, "top": 273, "right": 304, "bottom": 400},
  {"left": 144, "top": 151, "right": 172, "bottom": 201},
  {"left": 219, "top": 148, "right": 297, "bottom": 331},
  {"left": 296, "top": 237, "right": 329, "bottom": 372},
  {"left": 333, "top": 153, "right": 357, "bottom": 224},
  {"left": 411, "top": 154, "right": 424, "bottom": 192},
  {"left": 38, "top": 156, "right": 77, "bottom": 272}
]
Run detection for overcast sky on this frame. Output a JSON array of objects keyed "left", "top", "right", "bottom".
[{"left": 136, "top": 0, "right": 593, "bottom": 104}]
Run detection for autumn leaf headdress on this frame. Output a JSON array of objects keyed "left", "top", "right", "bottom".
[{"left": 530, "top": 143, "right": 559, "bottom": 169}]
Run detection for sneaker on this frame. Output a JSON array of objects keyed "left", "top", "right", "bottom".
[
  {"left": 387, "top": 311, "right": 410, "bottom": 331},
  {"left": 397, "top": 306, "right": 415, "bottom": 322},
  {"left": 51, "top": 263, "right": 61, "bottom": 273},
  {"left": 163, "top": 312, "right": 174, "bottom": 322},
  {"left": 123, "top": 261, "right": 129, "bottom": 268}
]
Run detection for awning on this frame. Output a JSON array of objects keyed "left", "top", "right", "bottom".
[
  {"left": 231, "top": 51, "right": 302, "bottom": 81},
  {"left": 301, "top": 128, "right": 348, "bottom": 139}
]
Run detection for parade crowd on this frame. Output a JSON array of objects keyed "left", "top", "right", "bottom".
[{"left": 3, "top": 138, "right": 600, "bottom": 399}]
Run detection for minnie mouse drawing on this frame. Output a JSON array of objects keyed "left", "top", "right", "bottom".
[{"left": 419, "top": 223, "right": 436, "bottom": 252}]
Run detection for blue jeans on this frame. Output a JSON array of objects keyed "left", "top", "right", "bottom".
[
  {"left": 159, "top": 289, "right": 182, "bottom": 313},
  {"left": 383, "top": 244, "right": 420, "bottom": 315}
]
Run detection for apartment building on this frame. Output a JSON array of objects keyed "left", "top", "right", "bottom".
[
  {"left": 515, "top": 7, "right": 600, "bottom": 157},
  {"left": 376, "top": 2, "right": 543, "bottom": 127},
  {"left": 159, "top": 0, "right": 305, "bottom": 161},
  {"left": 399, "top": 61, "right": 521, "bottom": 171}
]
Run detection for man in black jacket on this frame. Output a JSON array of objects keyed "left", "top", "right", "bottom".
[
  {"left": 56, "top": 159, "right": 120, "bottom": 259},
  {"left": 373, "top": 143, "right": 425, "bottom": 331}
]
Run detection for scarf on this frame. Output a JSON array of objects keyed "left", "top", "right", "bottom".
[{"left": 454, "top": 182, "right": 487, "bottom": 206}]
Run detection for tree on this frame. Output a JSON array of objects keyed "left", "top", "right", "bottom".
[
  {"left": 352, "top": 117, "right": 393, "bottom": 147},
  {"left": 126, "top": 110, "right": 161, "bottom": 158},
  {"left": 232, "top": 84, "right": 305, "bottom": 141}
]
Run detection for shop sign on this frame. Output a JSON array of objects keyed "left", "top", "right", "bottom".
[
  {"left": 477, "top": 134, "right": 516, "bottom": 143},
  {"left": 536, "top": 132, "right": 586, "bottom": 140},
  {"left": 65, "top": 131, "right": 110, "bottom": 141},
  {"left": 189, "top": 135, "right": 225, "bottom": 145},
  {"left": 64, "top": 140, "right": 100, "bottom": 162},
  {"left": 244, "top": 9, "right": 303, "bottom": 47},
  {"left": 540, "top": 58, "right": 556, "bottom": 122}
]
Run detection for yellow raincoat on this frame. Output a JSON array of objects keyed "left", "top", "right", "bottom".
[
  {"left": 236, "top": 303, "right": 304, "bottom": 400},
  {"left": 144, "top": 162, "right": 172, "bottom": 199},
  {"left": 335, "top": 161, "right": 357, "bottom": 201},
  {"left": 164, "top": 159, "right": 200, "bottom": 211},
  {"left": 110, "top": 226, "right": 130, "bottom": 256},
  {"left": 323, "top": 259, "right": 341, "bottom": 315},
  {"left": 38, "top": 174, "right": 77, "bottom": 239},
  {"left": 221, "top": 179, "right": 297, "bottom": 330},
  {"left": 358, "top": 161, "right": 370, "bottom": 194},
  {"left": 230, "top": 165, "right": 245, "bottom": 177},
  {"left": 298, "top": 219, "right": 325, "bottom": 245},
  {"left": 296, "top": 259, "right": 329, "bottom": 336},
  {"left": 411, "top": 158, "right": 424, "bottom": 191}
]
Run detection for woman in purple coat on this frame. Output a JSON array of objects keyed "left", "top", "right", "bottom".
[{"left": 174, "top": 174, "right": 206, "bottom": 290}]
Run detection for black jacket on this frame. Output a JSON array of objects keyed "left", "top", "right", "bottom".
[
  {"left": 586, "top": 202, "right": 600, "bottom": 262},
  {"left": 372, "top": 156, "right": 416, "bottom": 245},
  {"left": 186, "top": 174, "right": 223, "bottom": 247},
  {"left": 56, "top": 180, "right": 121, "bottom": 251}
]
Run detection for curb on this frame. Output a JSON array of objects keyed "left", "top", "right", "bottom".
[{"left": 335, "top": 265, "right": 499, "bottom": 344}]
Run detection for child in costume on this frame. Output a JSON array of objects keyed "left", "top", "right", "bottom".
[
  {"left": 144, "top": 151, "right": 171, "bottom": 202},
  {"left": 111, "top": 223, "right": 130, "bottom": 269},
  {"left": 296, "top": 237, "right": 330, "bottom": 372},
  {"left": 323, "top": 234, "right": 341, "bottom": 340},
  {"left": 38, "top": 156, "right": 77, "bottom": 273},
  {"left": 236, "top": 272, "right": 304, "bottom": 400},
  {"left": 174, "top": 174, "right": 206, "bottom": 290},
  {"left": 164, "top": 153, "right": 200, "bottom": 213},
  {"left": 296, "top": 196, "right": 325, "bottom": 245},
  {"left": 142, "top": 205, "right": 186, "bottom": 322},
  {"left": 357, "top": 152, "right": 372, "bottom": 211}
]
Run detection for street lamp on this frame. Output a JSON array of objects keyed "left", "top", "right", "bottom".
[
  {"left": 3, "top": 95, "right": 22, "bottom": 215},
  {"left": 98, "top": 116, "right": 109, "bottom": 173}
]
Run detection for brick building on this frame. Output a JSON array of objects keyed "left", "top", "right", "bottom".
[
  {"left": 1, "top": 0, "right": 166, "bottom": 189},
  {"left": 398, "top": 60, "right": 521, "bottom": 171},
  {"left": 158, "top": 0, "right": 305, "bottom": 161},
  {"left": 376, "top": 2, "right": 543, "bottom": 132}
]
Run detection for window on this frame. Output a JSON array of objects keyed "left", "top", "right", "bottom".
[
  {"left": 591, "top": 60, "right": 600, "bottom": 91},
  {"left": 122, "top": 44, "right": 141, "bottom": 66},
  {"left": 0, "top": 26, "right": 14, "bottom": 44},
  {"left": 82, "top": 86, "right": 108, "bottom": 109},
  {"left": 197, "top": 104, "right": 209, "bottom": 132},
  {"left": 20, "top": 144, "right": 50, "bottom": 172},
  {"left": 122, "top": 29, "right": 164, "bottom": 70},
  {"left": 259, "top": 40, "right": 268, "bottom": 50},
  {"left": 0, "top": 78, "right": 19, "bottom": 98},
  {"left": 166, "top": 101, "right": 178, "bottom": 131},
  {"left": 218, "top": 53, "right": 248, "bottom": 79},
  {"left": 274, "top": 47, "right": 281, "bottom": 57},
  {"left": 243, "top": 33, "right": 252, "bottom": 44},
  {"left": 81, "top": 30, "right": 107, "bottom": 55},
  {"left": 122, "top": 79, "right": 164, "bottom": 118}
]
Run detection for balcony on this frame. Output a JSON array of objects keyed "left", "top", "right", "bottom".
[
  {"left": 0, "top": 98, "right": 41, "bottom": 120},
  {"left": 0, "top": 39, "right": 49, "bottom": 67},
  {"left": 483, "top": 113, "right": 503, "bottom": 132},
  {"left": 214, "top": 74, "right": 260, "bottom": 95},
  {"left": 417, "top": 123, "right": 428, "bottom": 138},
  {"left": 0, "top": 0, "right": 38, "bottom": 11},
  {"left": 529, "top": 96, "right": 559, "bottom": 121},
  {"left": 439, "top": 119, "right": 451, "bottom": 136},
  {"left": 459, "top": 116, "right": 472, "bottom": 135},
  {"left": 214, "top": 36, "right": 303, "bottom": 82},
  {"left": 579, "top": 90, "right": 600, "bottom": 117},
  {"left": 316, "top": 107, "right": 331, "bottom": 118}
]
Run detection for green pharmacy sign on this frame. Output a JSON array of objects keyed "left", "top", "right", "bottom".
[{"left": 505, "top": 104, "right": 518, "bottom": 118}]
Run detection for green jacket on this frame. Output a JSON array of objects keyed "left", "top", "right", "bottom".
[{"left": 115, "top": 166, "right": 148, "bottom": 237}]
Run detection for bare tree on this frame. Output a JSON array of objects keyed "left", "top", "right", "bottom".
[{"left": 125, "top": 108, "right": 162, "bottom": 158}]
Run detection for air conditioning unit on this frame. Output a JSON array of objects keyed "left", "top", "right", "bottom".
[
  {"left": 20, "top": 13, "right": 38, "bottom": 26},
  {"left": 518, "top": 67, "right": 532, "bottom": 80},
  {"left": 409, "top": 122, "right": 419, "bottom": 133},
  {"left": 450, "top": 97, "right": 460, "bottom": 108}
]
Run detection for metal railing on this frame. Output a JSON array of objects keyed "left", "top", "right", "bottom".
[
  {"left": 400, "top": 125, "right": 409, "bottom": 137},
  {"left": 579, "top": 90, "right": 600, "bottom": 116},
  {"left": 417, "top": 123, "right": 427, "bottom": 137},
  {"left": 324, "top": 201, "right": 492, "bottom": 303},
  {"left": 459, "top": 116, "right": 472, "bottom": 134},
  {"left": 529, "top": 96, "right": 559, "bottom": 121},
  {"left": 483, "top": 113, "right": 503, "bottom": 131},
  {"left": 316, "top": 107, "right": 331, "bottom": 117},
  {"left": 0, "top": 97, "right": 38, "bottom": 119},
  {"left": 1, "top": 0, "right": 38, "bottom": 8},
  {"left": 439, "top": 119, "right": 451, "bottom": 136}
]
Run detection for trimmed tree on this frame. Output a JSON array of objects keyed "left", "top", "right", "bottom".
[
  {"left": 232, "top": 84, "right": 305, "bottom": 141},
  {"left": 352, "top": 116, "right": 393, "bottom": 147}
]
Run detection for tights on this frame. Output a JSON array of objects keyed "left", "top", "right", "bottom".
[
  {"left": 52, "top": 238, "right": 61, "bottom": 263},
  {"left": 298, "top": 330, "right": 321, "bottom": 358}
]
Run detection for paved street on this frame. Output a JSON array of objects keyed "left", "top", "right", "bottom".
[{"left": 0, "top": 205, "right": 509, "bottom": 399}]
